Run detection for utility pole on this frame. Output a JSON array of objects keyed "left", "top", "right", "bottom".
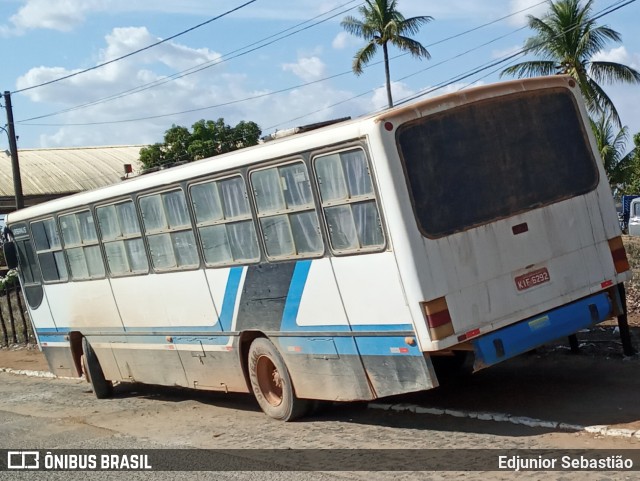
[{"left": 3, "top": 91, "right": 24, "bottom": 210}]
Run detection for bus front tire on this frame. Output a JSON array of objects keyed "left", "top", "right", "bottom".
[
  {"left": 82, "top": 337, "right": 113, "bottom": 399},
  {"left": 248, "top": 338, "right": 309, "bottom": 421}
]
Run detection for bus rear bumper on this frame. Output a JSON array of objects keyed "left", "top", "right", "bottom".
[{"left": 471, "top": 291, "right": 612, "bottom": 370}]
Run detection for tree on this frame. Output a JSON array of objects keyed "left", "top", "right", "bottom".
[
  {"left": 619, "top": 132, "right": 640, "bottom": 195},
  {"left": 501, "top": 0, "right": 640, "bottom": 125},
  {"left": 341, "top": 0, "right": 433, "bottom": 109},
  {"left": 139, "top": 119, "right": 261, "bottom": 170},
  {"left": 590, "top": 114, "right": 634, "bottom": 190}
]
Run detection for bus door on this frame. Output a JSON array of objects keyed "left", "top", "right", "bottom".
[
  {"left": 312, "top": 147, "right": 435, "bottom": 398},
  {"left": 8, "top": 223, "right": 67, "bottom": 373}
]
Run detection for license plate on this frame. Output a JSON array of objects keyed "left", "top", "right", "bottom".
[{"left": 515, "top": 268, "right": 550, "bottom": 291}]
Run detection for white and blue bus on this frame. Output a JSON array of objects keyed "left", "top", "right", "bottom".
[{"left": 3, "top": 76, "right": 631, "bottom": 420}]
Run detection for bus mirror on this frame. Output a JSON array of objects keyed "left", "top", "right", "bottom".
[{"left": 3, "top": 241, "right": 18, "bottom": 269}]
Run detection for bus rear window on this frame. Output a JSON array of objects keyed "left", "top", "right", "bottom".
[{"left": 396, "top": 88, "right": 599, "bottom": 238}]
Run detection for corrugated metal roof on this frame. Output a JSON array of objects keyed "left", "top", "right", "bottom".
[{"left": 0, "top": 145, "right": 145, "bottom": 197}]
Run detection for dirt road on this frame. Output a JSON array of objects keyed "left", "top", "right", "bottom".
[
  {"left": 1, "top": 334, "right": 640, "bottom": 479},
  {"left": 0, "top": 370, "right": 638, "bottom": 478}
]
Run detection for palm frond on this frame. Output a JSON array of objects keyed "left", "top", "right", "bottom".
[
  {"left": 391, "top": 35, "right": 430, "bottom": 59},
  {"left": 590, "top": 61, "right": 640, "bottom": 85},
  {"left": 501, "top": 60, "right": 557, "bottom": 78},
  {"left": 586, "top": 78, "right": 621, "bottom": 127},
  {"left": 353, "top": 42, "right": 378, "bottom": 75},
  {"left": 341, "top": 16, "right": 366, "bottom": 38},
  {"left": 398, "top": 15, "right": 433, "bottom": 36},
  {"left": 341, "top": 0, "right": 431, "bottom": 77},
  {"left": 578, "top": 25, "right": 623, "bottom": 58}
]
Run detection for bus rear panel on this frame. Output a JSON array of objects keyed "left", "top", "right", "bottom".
[{"left": 386, "top": 76, "right": 629, "bottom": 368}]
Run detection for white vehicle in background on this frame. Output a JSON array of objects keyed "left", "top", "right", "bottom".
[
  {"left": 627, "top": 198, "right": 640, "bottom": 236},
  {"left": 2, "top": 75, "right": 633, "bottom": 421}
]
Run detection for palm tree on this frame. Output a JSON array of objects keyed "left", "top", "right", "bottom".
[
  {"left": 501, "top": 0, "right": 640, "bottom": 125},
  {"left": 590, "top": 114, "right": 635, "bottom": 188},
  {"left": 341, "top": 0, "right": 433, "bottom": 109}
]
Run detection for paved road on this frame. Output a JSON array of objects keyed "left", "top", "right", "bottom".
[{"left": 0, "top": 365, "right": 638, "bottom": 480}]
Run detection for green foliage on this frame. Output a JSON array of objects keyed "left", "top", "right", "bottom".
[
  {"left": 619, "top": 132, "right": 640, "bottom": 195},
  {"left": 341, "top": 0, "right": 433, "bottom": 108},
  {"left": 139, "top": 119, "right": 261, "bottom": 170},
  {"left": 590, "top": 114, "right": 634, "bottom": 189},
  {"left": 0, "top": 269, "right": 18, "bottom": 291},
  {"left": 501, "top": 0, "right": 640, "bottom": 125}
]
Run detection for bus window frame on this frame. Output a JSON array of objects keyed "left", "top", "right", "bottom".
[
  {"left": 311, "top": 146, "right": 387, "bottom": 256},
  {"left": 137, "top": 186, "right": 202, "bottom": 273},
  {"left": 95, "top": 197, "right": 150, "bottom": 278},
  {"left": 248, "top": 158, "right": 326, "bottom": 262},
  {"left": 58, "top": 208, "right": 107, "bottom": 281},
  {"left": 188, "top": 173, "right": 262, "bottom": 268},
  {"left": 30, "top": 216, "right": 69, "bottom": 284},
  {"left": 9, "top": 225, "right": 45, "bottom": 309}
]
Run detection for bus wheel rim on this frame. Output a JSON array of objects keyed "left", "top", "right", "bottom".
[{"left": 256, "top": 355, "right": 283, "bottom": 407}]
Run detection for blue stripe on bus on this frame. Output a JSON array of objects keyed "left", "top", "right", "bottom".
[
  {"left": 122, "top": 326, "right": 223, "bottom": 334},
  {"left": 279, "top": 260, "right": 351, "bottom": 332},
  {"left": 276, "top": 336, "right": 421, "bottom": 357},
  {"left": 218, "top": 267, "right": 243, "bottom": 331},
  {"left": 82, "top": 334, "right": 232, "bottom": 346},
  {"left": 350, "top": 324, "right": 414, "bottom": 332},
  {"left": 36, "top": 325, "right": 413, "bottom": 338},
  {"left": 35, "top": 329, "right": 416, "bottom": 356},
  {"left": 38, "top": 335, "right": 68, "bottom": 343},
  {"left": 280, "top": 260, "right": 312, "bottom": 331},
  {"left": 473, "top": 291, "right": 612, "bottom": 368},
  {"left": 354, "top": 336, "right": 422, "bottom": 356}
]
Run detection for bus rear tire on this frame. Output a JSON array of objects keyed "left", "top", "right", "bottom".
[
  {"left": 82, "top": 337, "right": 113, "bottom": 399},
  {"left": 248, "top": 338, "right": 309, "bottom": 421}
]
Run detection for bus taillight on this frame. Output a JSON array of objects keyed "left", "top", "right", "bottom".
[
  {"left": 608, "top": 236, "right": 630, "bottom": 273},
  {"left": 421, "top": 297, "right": 454, "bottom": 340}
]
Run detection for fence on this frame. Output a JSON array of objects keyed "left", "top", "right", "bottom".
[{"left": 0, "top": 270, "right": 35, "bottom": 347}]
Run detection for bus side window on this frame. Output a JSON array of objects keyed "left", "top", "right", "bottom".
[
  {"left": 190, "top": 176, "right": 260, "bottom": 266},
  {"left": 314, "top": 149, "right": 385, "bottom": 253},
  {"left": 16, "top": 239, "right": 39, "bottom": 285},
  {"left": 96, "top": 201, "right": 149, "bottom": 276},
  {"left": 60, "top": 210, "right": 105, "bottom": 280},
  {"left": 31, "top": 218, "right": 68, "bottom": 282},
  {"left": 139, "top": 190, "right": 199, "bottom": 270},
  {"left": 250, "top": 162, "right": 324, "bottom": 259}
]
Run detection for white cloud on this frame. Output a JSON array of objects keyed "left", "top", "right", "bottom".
[
  {"left": 14, "top": 26, "right": 226, "bottom": 146},
  {"left": 371, "top": 82, "right": 416, "bottom": 110},
  {"left": 332, "top": 32, "right": 350, "bottom": 50},
  {"left": 17, "top": 27, "right": 221, "bottom": 100},
  {"left": 332, "top": 31, "right": 361, "bottom": 50},
  {"left": 507, "top": 0, "right": 549, "bottom": 27},
  {"left": 0, "top": 0, "right": 522, "bottom": 36},
  {"left": 592, "top": 46, "right": 640, "bottom": 70},
  {"left": 590, "top": 47, "right": 640, "bottom": 139},
  {"left": 282, "top": 56, "right": 327, "bottom": 82},
  {"left": 2, "top": 0, "right": 103, "bottom": 35},
  {"left": 13, "top": 26, "right": 356, "bottom": 147},
  {"left": 492, "top": 45, "right": 522, "bottom": 60},
  {"left": 605, "top": 83, "right": 640, "bottom": 141}
]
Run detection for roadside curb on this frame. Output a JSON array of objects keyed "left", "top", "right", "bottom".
[{"left": 367, "top": 402, "right": 640, "bottom": 440}]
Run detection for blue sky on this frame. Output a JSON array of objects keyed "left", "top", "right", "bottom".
[{"left": 0, "top": 0, "right": 639, "bottom": 151}]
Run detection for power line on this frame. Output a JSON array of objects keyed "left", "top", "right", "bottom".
[
  {"left": 17, "top": 1, "right": 363, "bottom": 123},
  {"left": 266, "top": 0, "right": 636, "bottom": 129},
  {"left": 17, "top": 0, "right": 550, "bottom": 128},
  {"left": 11, "top": 0, "right": 259, "bottom": 95},
  {"left": 394, "top": 0, "right": 636, "bottom": 106}
]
